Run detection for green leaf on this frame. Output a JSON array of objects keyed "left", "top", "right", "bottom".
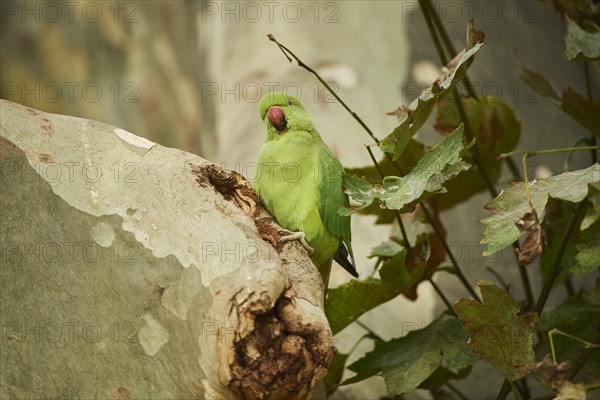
[
  {"left": 324, "top": 351, "right": 350, "bottom": 396},
  {"left": 345, "top": 315, "right": 479, "bottom": 394},
  {"left": 344, "top": 125, "right": 473, "bottom": 214},
  {"left": 516, "top": 58, "right": 561, "bottom": 102},
  {"left": 453, "top": 281, "right": 538, "bottom": 381},
  {"left": 481, "top": 164, "right": 600, "bottom": 256},
  {"left": 564, "top": 17, "right": 600, "bottom": 61},
  {"left": 561, "top": 86, "right": 600, "bottom": 137},
  {"left": 383, "top": 126, "right": 473, "bottom": 211},
  {"left": 572, "top": 222, "right": 600, "bottom": 274},
  {"left": 342, "top": 140, "right": 426, "bottom": 224},
  {"left": 325, "top": 251, "right": 424, "bottom": 335},
  {"left": 380, "top": 42, "right": 485, "bottom": 159}
]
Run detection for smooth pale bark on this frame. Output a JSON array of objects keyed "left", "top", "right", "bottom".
[{"left": 0, "top": 100, "right": 333, "bottom": 400}]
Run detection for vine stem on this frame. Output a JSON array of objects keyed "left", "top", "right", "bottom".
[
  {"left": 496, "top": 201, "right": 587, "bottom": 400},
  {"left": 548, "top": 328, "right": 600, "bottom": 364},
  {"left": 422, "top": 0, "right": 524, "bottom": 182},
  {"left": 499, "top": 146, "right": 600, "bottom": 159},
  {"left": 365, "top": 146, "right": 455, "bottom": 313},
  {"left": 421, "top": 204, "right": 481, "bottom": 301},
  {"left": 364, "top": 146, "right": 412, "bottom": 255},
  {"left": 533, "top": 201, "right": 585, "bottom": 315},
  {"left": 355, "top": 320, "right": 384, "bottom": 342},
  {"left": 417, "top": 0, "right": 535, "bottom": 307},
  {"left": 267, "top": 34, "right": 380, "bottom": 145},
  {"left": 427, "top": 275, "right": 454, "bottom": 313},
  {"left": 584, "top": 62, "right": 598, "bottom": 164}
]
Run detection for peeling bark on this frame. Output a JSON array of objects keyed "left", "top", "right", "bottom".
[{"left": 0, "top": 100, "right": 333, "bottom": 400}]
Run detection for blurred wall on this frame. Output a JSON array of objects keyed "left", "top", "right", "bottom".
[{"left": 1, "top": 2, "right": 210, "bottom": 155}]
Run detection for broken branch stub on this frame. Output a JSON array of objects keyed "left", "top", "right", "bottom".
[{"left": 191, "top": 163, "right": 334, "bottom": 399}]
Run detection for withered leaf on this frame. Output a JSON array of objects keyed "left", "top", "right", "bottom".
[{"left": 515, "top": 208, "right": 545, "bottom": 265}]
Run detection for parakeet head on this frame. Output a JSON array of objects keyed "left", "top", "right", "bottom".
[{"left": 259, "top": 91, "right": 314, "bottom": 139}]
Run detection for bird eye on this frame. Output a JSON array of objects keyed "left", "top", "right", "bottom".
[{"left": 288, "top": 101, "right": 292, "bottom": 105}]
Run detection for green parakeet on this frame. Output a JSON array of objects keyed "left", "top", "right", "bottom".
[{"left": 253, "top": 91, "right": 358, "bottom": 284}]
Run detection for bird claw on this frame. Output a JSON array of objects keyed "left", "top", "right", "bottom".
[{"left": 277, "top": 230, "right": 315, "bottom": 256}]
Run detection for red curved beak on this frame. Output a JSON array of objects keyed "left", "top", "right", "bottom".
[{"left": 267, "top": 106, "right": 287, "bottom": 131}]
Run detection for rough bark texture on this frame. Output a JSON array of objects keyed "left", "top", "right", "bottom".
[{"left": 0, "top": 100, "right": 333, "bottom": 399}]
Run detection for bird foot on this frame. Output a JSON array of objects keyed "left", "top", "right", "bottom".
[{"left": 277, "top": 230, "right": 314, "bottom": 256}]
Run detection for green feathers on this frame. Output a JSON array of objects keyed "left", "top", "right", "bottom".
[{"left": 253, "top": 91, "right": 357, "bottom": 282}]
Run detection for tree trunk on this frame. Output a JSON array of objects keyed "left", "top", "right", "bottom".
[{"left": 0, "top": 100, "right": 333, "bottom": 399}]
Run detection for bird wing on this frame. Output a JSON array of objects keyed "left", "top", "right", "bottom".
[{"left": 317, "top": 145, "right": 352, "bottom": 248}]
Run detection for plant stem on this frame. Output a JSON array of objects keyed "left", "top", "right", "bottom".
[
  {"left": 421, "top": 0, "right": 528, "bottom": 185},
  {"left": 428, "top": 275, "right": 454, "bottom": 313},
  {"left": 418, "top": 0, "right": 539, "bottom": 307},
  {"left": 496, "top": 381, "right": 511, "bottom": 400},
  {"left": 533, "top": 201, "right": 585, "bottom": 315},
  {"left": 419, "top": 0, "right": 448, "bottom": 64},
  {"left": 500, "top": 146, "right": 600, "bottom": 159},
  {"left": 516, "top": 379, "right": 531, "bottom": 400},
  {"left": 496, "top": 201, "right": 587, "bottom": 400},
  {"left": 422, "top": 0, "right": 476, "bottom": 98},
  {"left": 549, "top": 328, "right": 600, "bottom": 354},
  {"left": 366, "top": 146, "right": 454, "bottom": 312},
  {"left": 415, "top": 0, "right": 488, "bottom": 302},
  {"left": 505, "top": 157, "right": 523, "bottom": 181},
  {"left": 365, "top": 146, "right": 413, "bottom": 253},
  {"left": 452, "top": 89, "right": 499, "bottom": 198},
  {"left": 584, "top": 62, "right": 598, "bottom": 164},
  {"left": 355, "top": 319, "right": 384, "bottom": 342},
  {"left": 512, "top": 243, "right": 535, "bottom": 306},
  {"left": 267, "top": 34, "right": 380, "bottom": 145},
  {"left": 421, "top": 204, "right": 480, "bottom": 301}
]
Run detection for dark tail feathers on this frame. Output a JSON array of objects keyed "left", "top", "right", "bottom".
[{"left": 334, "top": 243, "right": 358, "bottom": 278}]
